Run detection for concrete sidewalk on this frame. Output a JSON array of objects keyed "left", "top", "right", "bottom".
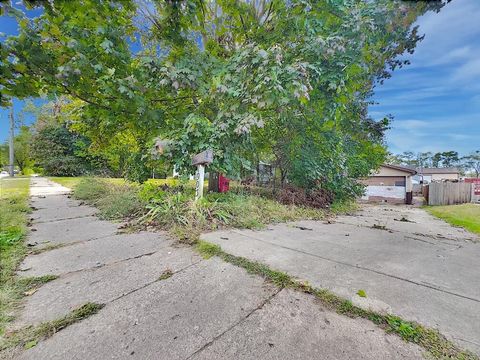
[
  {"left": 4, "top": 178, "right": 424, "bottom": 359},
  {"left": 202, "top": 204, "right": 480, "bottom": 355}
]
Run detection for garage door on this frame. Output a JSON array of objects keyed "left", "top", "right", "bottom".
[{"left": 362, "top": 185, "right": 405, "bottom": 200}]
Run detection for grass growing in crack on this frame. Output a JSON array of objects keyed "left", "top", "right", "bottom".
[
  {"left": 16, "top": 275, "right": 59, "bottom": 291},
  {"left": 196, "top": 240, "right": 478, "bottom": 360},
  {"left": 0, "top": 302, "right": 104, "bottom": 351},
  {"left": 28, "top": 243, "right": 66, "bottom": 255},
  {"left": 0, "top": 178, "right": 31, "bottom": 337},
  {"left": 372, "top": 224, "right": 388, "bottom": 231},
  {"left": 158, "top": 269, "right": 173, "bottom": 281}
]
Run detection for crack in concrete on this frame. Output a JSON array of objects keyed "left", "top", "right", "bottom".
[
  {"left": 26, "top": 232, "right": 119, "bottom": 251},
  {"left": 403, "top": 236, "right": 463, "bottom": 250},
  {"left": 23, "top": 245, "right": 171, "bottom": 278},
  {"left": 184, "top": 288, "right": 282, "bottom": 360},
  {"left": 453, "top": 336, "right": 480, "bottom": 347},
  {"left": 332, "top": 219, "right": 478, "bottom": 243},
  {"left": 31, "top": 214, "right": 98, "bottom": 225},
  {"left": 107, "top": 260, "right": 203, "bottom": 305},
  {"left": 231, "top": 230, "right": 480, "bottom": 304}
]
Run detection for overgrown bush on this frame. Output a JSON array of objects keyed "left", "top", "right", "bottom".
[
  {"left": 73, "top": 178, "right": 144, "bottom": 220},
  {"left": 73, "top": 178, "right": 328, "bottom": 244},
  {"left": 141, "top": 191, "right": 325, "bottom": 243},
  {"left": 277, "top": 185, "right": 333, "bottom": 208},
  {"left": 231, "top": 184, "right": 334, "bottom": 209}
]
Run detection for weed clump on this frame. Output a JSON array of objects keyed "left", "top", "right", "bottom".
[
  {"left": 1, "top": 303, "right": 104, "bottom": 351},
  {"left": 158, "top": 269, "right": 173, "bottom": 281},
  {"left": 357, "top": 289, "right": 367, "bottom": 298}
]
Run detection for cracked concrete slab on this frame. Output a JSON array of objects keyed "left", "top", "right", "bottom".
[
  {"left": 27, "top": 215, "right": 119, "bottom": 248},
  {"left": 30, "top": 194, "right": 81, "bottom": 210},
  {"left": 19, "top": 231, "right": 170, "bottom": 277},
  {"left": 202, "top": 205, "right": 480, "bottom": 355},
  {"left": 19, "top": 259, "right": 279, "bottom": 360},
  {"left": 336, "top": 204, "right": 478, "bottom": 242},
  {"left": 191, "top": 288, "right": 423, "bottom": 360},
  {"left": 29, "top": 203, "right": 97, "bottom": 224},
  {"left": 13, "top": 245, "right": 202, "bottom": 328}
]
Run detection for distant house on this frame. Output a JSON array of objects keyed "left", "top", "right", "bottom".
[
  {"left": 414, "top": 167, "right": 460, "bottom": 184},
  {"left": 360, "top": 164, "right": 416, "bottom": 204}
]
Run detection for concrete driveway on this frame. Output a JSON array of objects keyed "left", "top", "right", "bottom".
[{"left": 202, "top": 204, "right": 480, "bottom": 355}]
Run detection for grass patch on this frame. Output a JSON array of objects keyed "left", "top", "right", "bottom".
[
  {"left": 329, "top": 199, "right": 358, "bottom": 214},
  {"left": 196, "top": 240, "right": 478, "bottom": 360},
  {"left": 48, "top": 177, "right": 126, "bottom": 190},
  {"left": 73, "top": 178, "right": 144, "bottom": 220},
  {"left": 0, "top": 178, "right": 31, "bottom": 336},
  {"left": 0, "top": 302, "right": 104, "bottom": 351},
  {"left": 425, "top": 204, "right": 480, "bottom": 235},
  {"left": 47, "top": 177, "right": 85, "bottom": 189}
]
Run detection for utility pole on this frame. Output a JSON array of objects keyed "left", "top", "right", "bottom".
[{"left": 9, "top": 106, "right": 15, "bottom": 177}]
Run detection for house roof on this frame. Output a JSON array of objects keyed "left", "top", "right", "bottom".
[
  {"left": 416, "top": 167, "right": 459, "bottom": 175},
  {"left": 381, "top": 164, "right": 417, "bottom": 175}
]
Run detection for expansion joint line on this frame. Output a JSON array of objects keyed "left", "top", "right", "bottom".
[{"left": 185, "top": 288, "right": 282, "bottom": 360}]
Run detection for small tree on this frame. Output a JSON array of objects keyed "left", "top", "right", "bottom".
[{"left": 13, "top": 126, "right": 33, "bottom": 173}]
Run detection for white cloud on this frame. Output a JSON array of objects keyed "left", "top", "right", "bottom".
[
  {"left": 393, "top": 120, "right": 430, "bottom": 130},
  {"left": 451, "top": 57, "right": 480, "bottom": 82},
  {"left": 413, "top": 0, "right": 480, "bottom": 61},
  {"left": 370, "top": 0, "right": 480, "bottom": 156}
]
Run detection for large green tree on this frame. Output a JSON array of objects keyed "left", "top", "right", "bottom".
[
  {"left": 24, "top": 98, "right": 114, "bottom": 176},
  {"left": 0, "top": 0, "right": 448, "bottom": 195}
]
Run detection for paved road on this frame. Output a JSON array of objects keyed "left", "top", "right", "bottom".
[
  {"left": 202, "top": 204, "right": 480, "bottom": 355},
  {"left": 3, "top": 178, "right": 423, "bottom": 360}
]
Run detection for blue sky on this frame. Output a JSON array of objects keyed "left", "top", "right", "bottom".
[
  {"left": 0, "top": 0, "right": 479, "bottom": 155},
  {"left": 370, "top": 0, "right": 480, "bottom": 155}
]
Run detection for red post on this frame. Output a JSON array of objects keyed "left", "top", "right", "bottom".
[{"left": 218, "top": 174, "right": 230, "bottom": 193}]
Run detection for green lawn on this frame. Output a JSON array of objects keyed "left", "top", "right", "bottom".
[
  {"left": 425, "top": 204, "right": 480, "bottom": 235},
  {"left": 0, "top": 177, "right": 31, "bottom": 336},
  {"left": 48, "top": 177, "right": 126, "bottom": 189},
  {"left": 49, "top": 177, "right": 201, "bottom": 190}
]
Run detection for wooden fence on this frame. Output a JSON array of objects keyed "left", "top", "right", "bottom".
[{"left": 427, "top": 182, "right": 472, "bottom": 206}]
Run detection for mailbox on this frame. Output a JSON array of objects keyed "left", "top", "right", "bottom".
[{"left": 191, "top": 149, "right": 213, "bottom": 166}]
